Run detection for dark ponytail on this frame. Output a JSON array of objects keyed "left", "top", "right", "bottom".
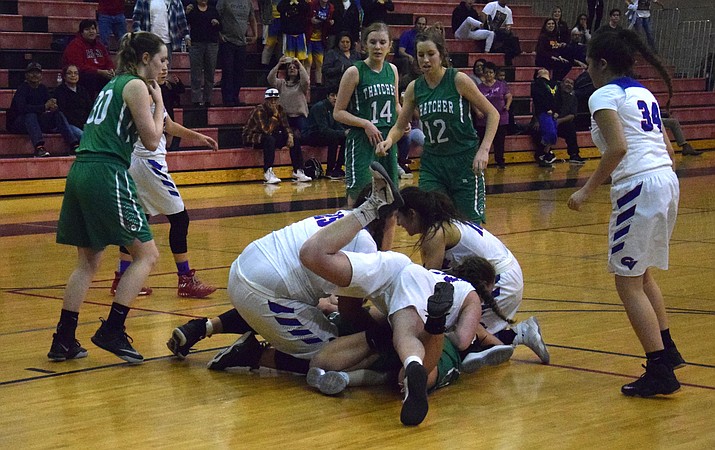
[
  {"left": 587, "top": 28, "right": 673, "bottom": 109},
  {"left": 448, "top": 256, "right": 515, "bottom": 324}
]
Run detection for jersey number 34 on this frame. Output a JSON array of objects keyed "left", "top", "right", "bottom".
[{"left": 637, "top": 100, "right": 662, "bottom": 132}]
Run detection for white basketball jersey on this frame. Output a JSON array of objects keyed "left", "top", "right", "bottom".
[
  {"left": 252, "top": 211, "right": 377, "bottom": 302},
  {"left": 589, "top": 77, "right": 672, "bottom": 184},
  {"left": 445, "top": 220, "right": 514, "bottom": 273},
  {"left": 133, "top": 104, "right": 168, "bottom": 159}
]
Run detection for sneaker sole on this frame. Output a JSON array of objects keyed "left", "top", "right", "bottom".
[
  {"left": 306, "top": 367, "right": 325, "bottom": 388},
  {"left": 319, "top": 371, "right": 349, "bottom": 395},
  {"left": 369, "top": 161, "right": 404, "bottom": 211},
  {"left": 461, "top": 345, "right": 514, "bottom": 374},
  {"left": 622, "top": 384, "right": 681, "bottom": 397},
  {"left": 47, "top": 349, "right": 89, "bottom": 362},
  {"left": 90, "top": 336, "right": 144, "bottom": 364},
  {"left": 427, "top": 282, "right": 454, "bottom": 318},
  {"left": 166, "top": 328, "right": 189, "bottom": 359},
  {"left": 177, "top": 287, "right": 217, "bottom": 299},
  {"left": 207, "top": 332, "right": 254, "bottom": 370},
  {"left": 400, "top": 362, "right": 428, "bottom": 426},
  {"left": 526, "top": 317, "right": 551, "bottom": 364}
]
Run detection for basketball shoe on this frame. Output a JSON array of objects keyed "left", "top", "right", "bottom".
[
  {"left": 166, "top": 318, "right": 207, "bottom": 359},
  {"left": 110, "top": 271, "right": 153, "bottom": 296},
  {"left": 178, "top": 270, "right": 217, "bottom": 298},
  {"left": 48, "top": 334, "right": 88, "bottom": 361},
  {"left": 512, "top": 316, "right": 550, "bottom": 364},
  {"left": 621, "top": 360, "right": 680, "bottom": 397},
  {"left": 207, "top": 332, "right": 264, "bottom": 370},
  {"left": 91, "top": 319, "right": 143, "bottom": 363}
]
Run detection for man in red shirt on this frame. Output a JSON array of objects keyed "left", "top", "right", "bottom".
[{"left": 62, "top": 19, "right": 116, "bottom": 99}]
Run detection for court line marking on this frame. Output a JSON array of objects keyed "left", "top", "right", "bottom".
[{"left": 3, "top": 345, "right": 712, "bottom": 390}]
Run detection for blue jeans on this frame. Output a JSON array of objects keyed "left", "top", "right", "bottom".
[
  {"left": 97, "top": 13, "right": 127, "bottom": 48},
  {"left": 189, "top": 41, "right": 219, "bottom": 104},
  {"left": 635, "top": 16, "right": 656, "bottom": 50},
  {"left": 11, "top": 111, "right": 79, "bottom": 149},
  {"left": 219, "top": 41, "right": 246, "bottom": 106}
]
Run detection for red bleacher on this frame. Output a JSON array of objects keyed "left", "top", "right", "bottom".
[{"left": 1, "top": 0, "right": 713, "bottom": 184}]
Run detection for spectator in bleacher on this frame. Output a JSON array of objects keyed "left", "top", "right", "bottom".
[
  {"left": 260, "top": 0, "right": 283, "bottom": 66},
  {"left": 217, "top": 0, "right": 258, "bottom": 106},
  {"left": 302, "top": 89, "right": 348, "bottom": 178},
  {"left": 329, "top": 0, "right": 361, "bottom": 51},
  {"left": 572, "top": 14, "right": 592, "bottom": 43},
  {"left": 535, "top": 18, "right": 572, "bottom": 82},
  {"left": 452, "top": 0, "right": 495, "bottom": 53},
  {"left": 394, "top": 16, "right": 427, "bottom": 90},
  {"left": 268, "top": 56, "right": 310, "bottom": 155},
  {"left": 395, "top": 90, "right": 424, "bottom": 178},
  {"left": 601, "top": 8, "right": 623, "bottom": 33},
  {"left": 243, "top": 88, "right": 312, "bottom": 184},
  {"left": 626, "top": 0, "right": 658, "bottom": 51},
  {"left": 361, "top": 0, "right": 393, "bottom": 28},
  {"left": 550, "top": 6, "right": 571, "bottom": 44},
  {"left": 561, "top": 28, "right": 588, "bottom": 68},
  {"left": 96, "top": 0, "right": 127, "bottom": 49},
  {"left": 7, "top": 63, "right": 80, "bottom": 157},
  {"left": 471, "top": 58, "right": 488, "bottom": 86},
  {"left": 474, "top": 62, "right": 511, "bottom": 169},
  {"left": 321, "top": 31, "right": 361, "bottom": 92},
  {"left": 587, "top": 0, "right": 604, "bottom": 31},
  {"left": 186, "top": 0, "right": 221, "bottom": 107},
  {"left": 556, "top": 77, "right": 585, "bottom": 163},
  {"left": 132, "top": 0, "right": 190, "bottom": 65},
  {"left": 160, "top": 73, "right": 186, "bottom": 150},
  {"left": 54, "top": 65, "right": 93, "bottom": 138},
  {"left": 661, "top": 110, "right": 702, "bottom": 156},
  {"left": 278, "top": 0, "right": 312, "bottom": 65},
  {"left": 530, "top": 67, "right": 560, "bottom": 167},
  {"left": 480, "top": 0, "right": 521, "bottom": 66},
  {"left": 307, "top": 0, "right": 335, "bottom": 87},
  {"left": 62, "top": 19, "right": 115, "bottom": 99}
]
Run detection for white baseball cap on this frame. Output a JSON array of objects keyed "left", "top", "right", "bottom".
[{"left": 265, "top": 88, "right": 280, "bottom": 98}]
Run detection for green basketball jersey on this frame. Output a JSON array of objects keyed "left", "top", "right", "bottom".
[
  {"left": 414, "top": 68, "right": 478, "bottom": 156},
  {"left": 77, "top": 74, "right": 140, "bottom": 167},
  {"left": 348, "top": 60, "right": 397, "bottom": 131}
]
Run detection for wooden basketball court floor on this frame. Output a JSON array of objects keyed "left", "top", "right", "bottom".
[{"left": 1, "top": 155, "right": 714, "bottom": 448}]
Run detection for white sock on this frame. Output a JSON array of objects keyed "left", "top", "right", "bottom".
[
  {"left": 345, "top": 369, "right": 389, "bottom": 386},
  {"left": 351, "top": 205, "right": 378, "bottom": 228},
  {"left": 403, "top": 355, "right": 423, "bottom": 368},
  {"left": 205, "top": 319, "right": 214, "bottom": 337}
]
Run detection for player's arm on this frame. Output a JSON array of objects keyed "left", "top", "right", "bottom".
[
  {"left": 338, "top": 296, "right": 382, "bottom": 332},
  {"left": 124, "top": 79, "right": 164, "bottom": 151},
  {"left": 456, "top": 71, "right": 498, "bottom": 172},
  {"left": 165, "top": 116, "right": 218, "bottom": 150},
  {"left": 445, "top": 291, "right": 481, "bottom": 351},
  {"left": 377, "top": 80, "right": 416, "bottom": 154},
  {"left": 420, "top": 225, "right": 447, "bottom": 270},
  {"left": 568, "top": 108, "right": 626, "bottom": 211}
]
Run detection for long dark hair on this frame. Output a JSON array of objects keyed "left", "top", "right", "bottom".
[
  {"left": 448, "top": 256, "right": 514, "bottom": 324},
  {"left": 587, "top": 28, "right": 673, "bottom": 108},
  {"left": 398, "top": 187, "right": 466, "bottom": 250}
]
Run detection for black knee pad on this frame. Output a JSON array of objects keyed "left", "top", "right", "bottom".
[{"left": 167, "top": 210, "right": 190, "bottom": 254}]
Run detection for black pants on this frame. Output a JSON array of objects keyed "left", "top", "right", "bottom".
[
  {"left": 588, "top": 0, "right": 604, "bottom": 31},
  {"left": 492, "top": 29, "right": 521, "bottom": 65},
  {"left": 258, "top": 132, "right": 303, "bottom": 172},
  {"left": 303, "top": 131, "right": 345, "bottom": 173}
]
